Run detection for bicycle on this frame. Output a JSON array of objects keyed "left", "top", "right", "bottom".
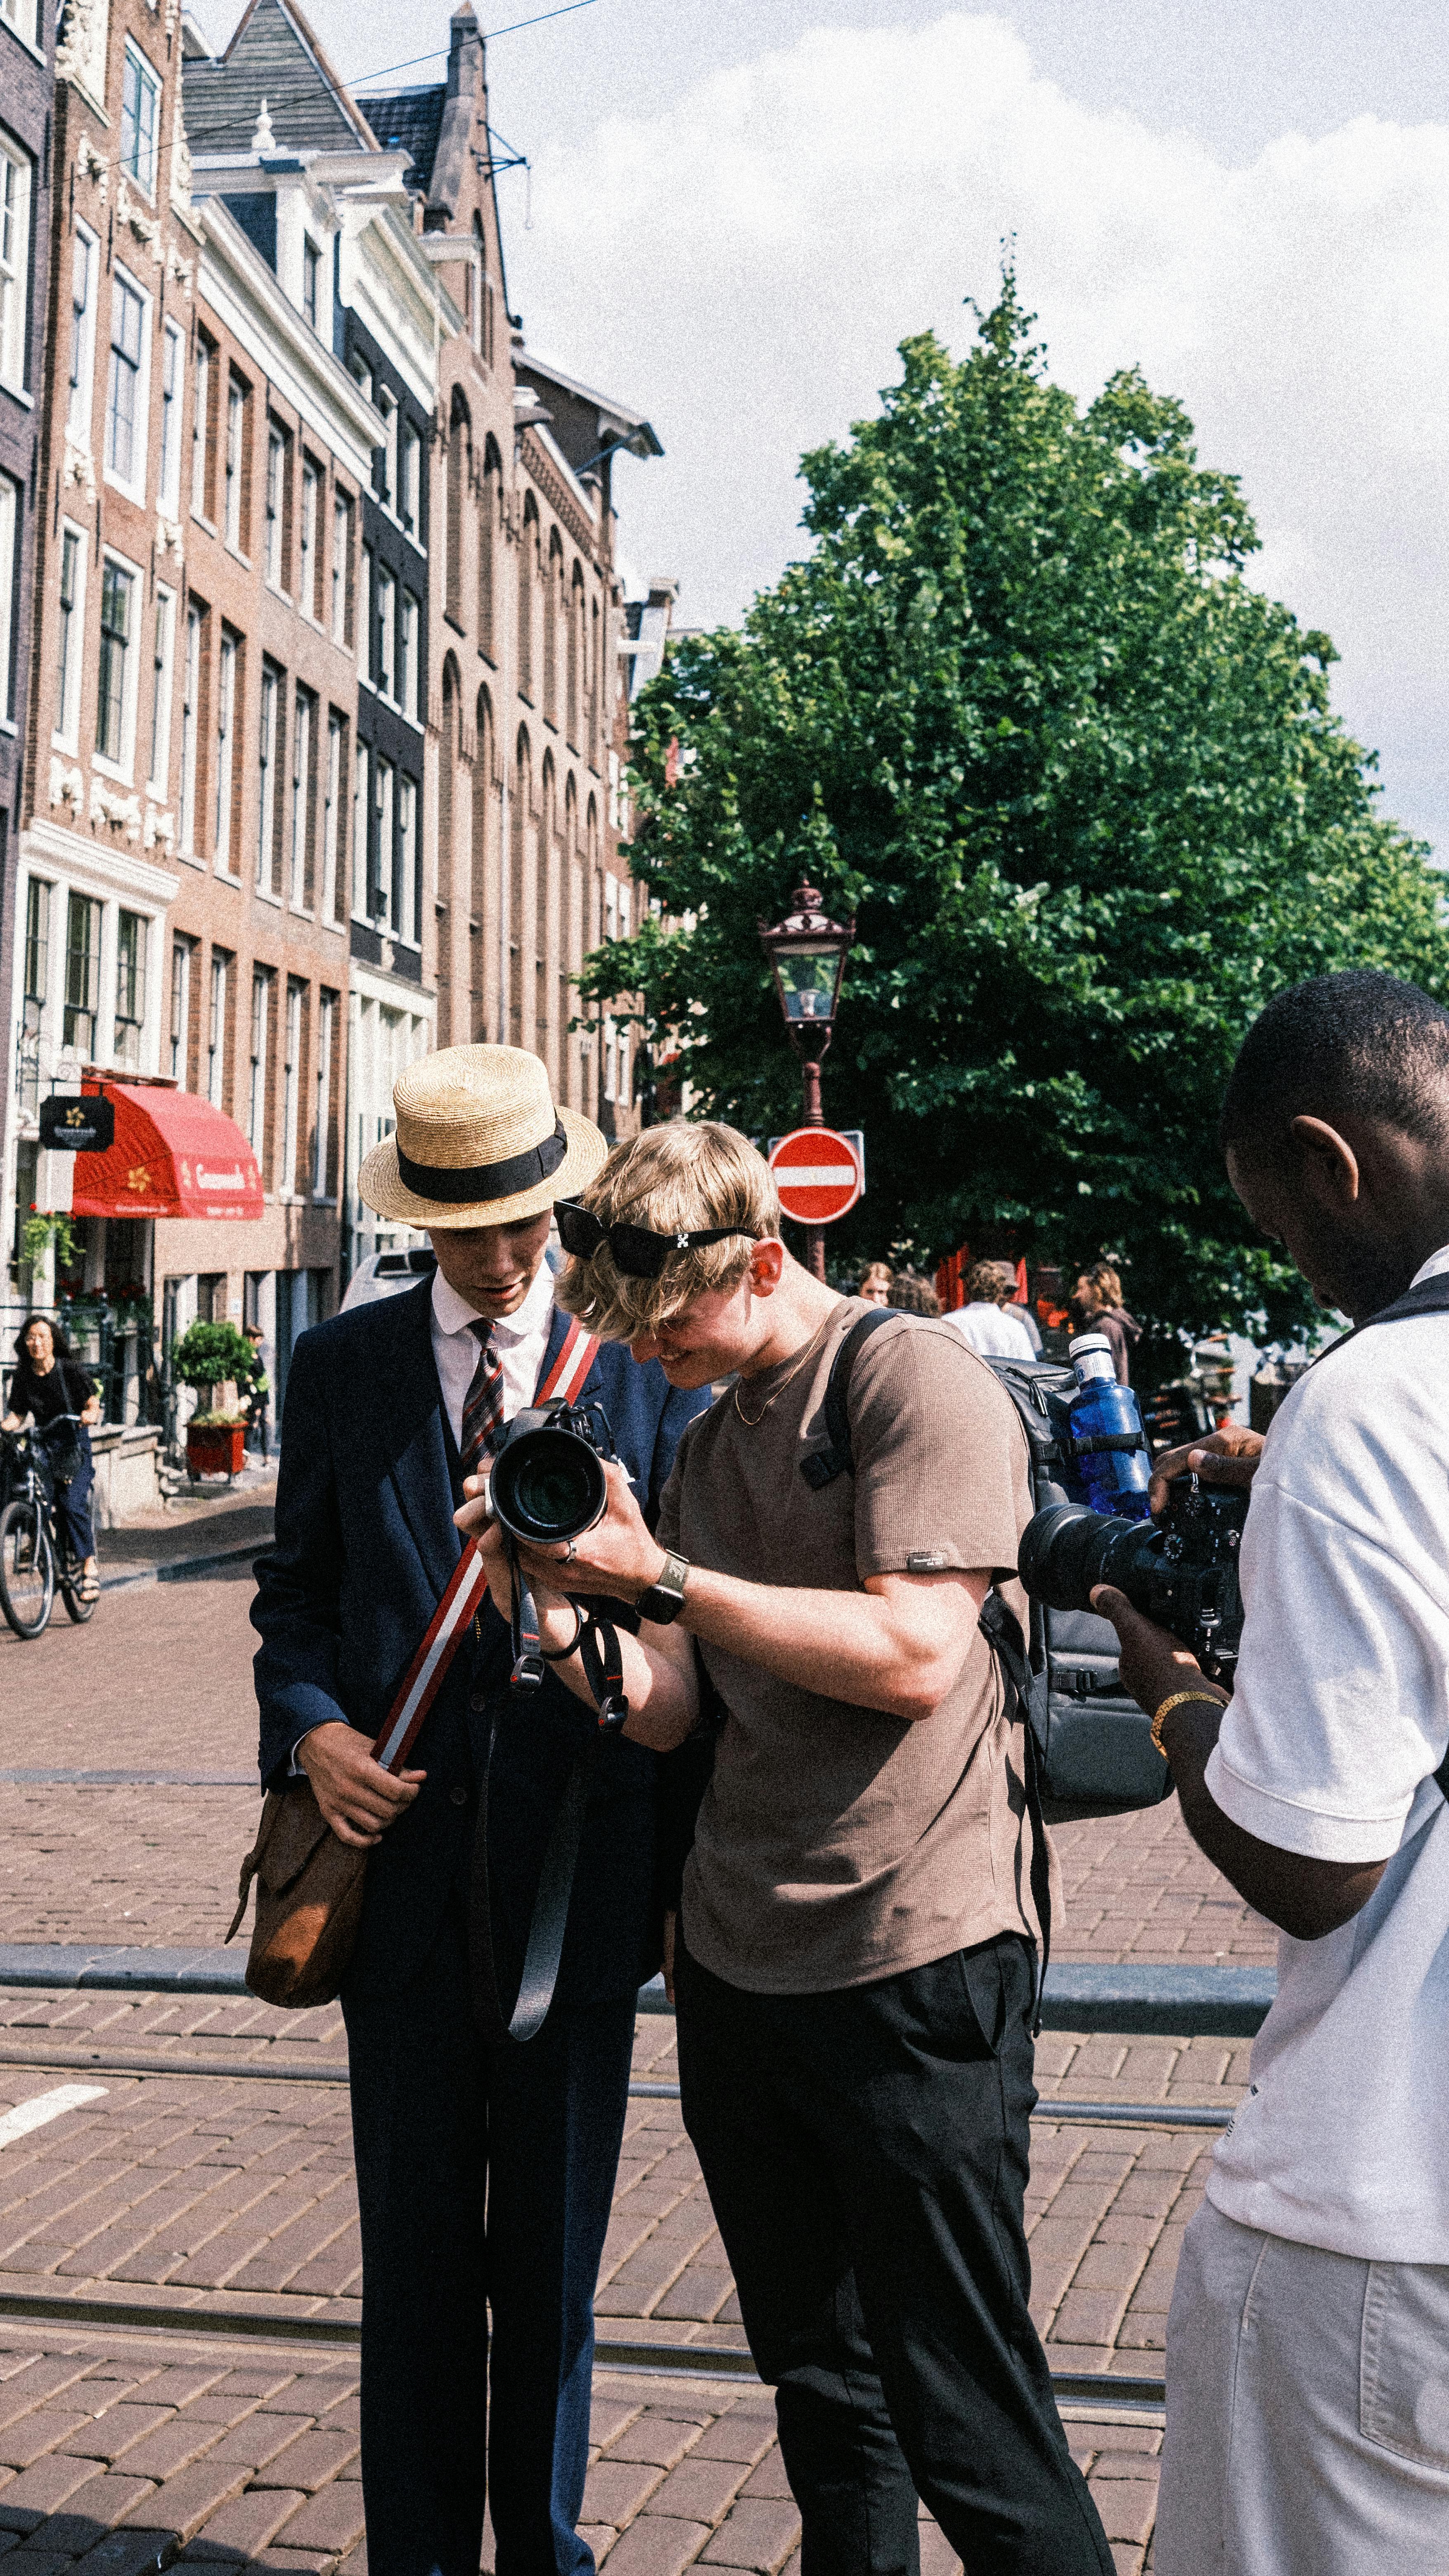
[{"left": 0, "top": 1416, "right": 99, "bottom": 1639}]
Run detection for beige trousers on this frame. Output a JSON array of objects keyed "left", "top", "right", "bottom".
[{"left": 1156, "top": 2199, "right": 1449, "bottom": 2574}]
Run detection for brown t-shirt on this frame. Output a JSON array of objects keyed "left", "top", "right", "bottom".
[{"left": 657, "top": 1299, "right": 1051, "bottom": 1994}]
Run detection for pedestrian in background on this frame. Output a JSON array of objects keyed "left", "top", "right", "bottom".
[
  {"left": 1, "top": 1316, "right": 101, "bottom": 1601},
  {"left": 857, "top": 1262, "right": 893, "bottom": 1308},
  {"left": 949, "top": 1261, "right": 1037, "bottom": 1361},
  {"left": 242, "top": 1323, "right": 270, "bottom": 1461},
  {"left": 888, "top": 1267, "right": 942, "bottom": 1315},
  {"left": 1070, "top": 1263, "right": 1141, "bottom": 1384}
]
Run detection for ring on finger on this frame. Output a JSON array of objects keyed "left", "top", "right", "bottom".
[{"left": 563, "top": 1538, "right": 578, "bottom": 1564}]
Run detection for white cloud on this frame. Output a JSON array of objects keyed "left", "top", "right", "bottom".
[{"left": 507, "top": 11, "right": 1449, "bottom": 848}]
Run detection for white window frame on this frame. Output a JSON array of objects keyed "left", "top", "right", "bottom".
[
  {"left": 398, "top": 774, "right": 418, "bottom": 947},
  {"left": 281, "top": 976, "right": 303, "bottom": 1197},
  {"left": 104, "top": 264, "right": 150, "bottom": 501},
  {"left": 331, "top": 492, "right": 348, "bottom": 643},
  {"left": 178, "top": 600, "right": 201, "bottom": 855},
  {"left": 215, "top": 628, "right": 237, "bottom": 871},
  {"left": 206, "top": 950, "right": 228, "bottom": 1107},
  {"left": 224, "top": 376, "right": 244, "bottom": 549},
  {"left": 374, "top": 756, "right": 393, "bottom": 930},
  {"left": 112, "top": 907, "right": 148, "bottom": 1070},
  {"left": 289, "top": 687, "right": 312, "bottom": 910},
  {"left": 376, "top": 566, "right": 395, "bottom": 701},
  {"left": 0, "top": 139, "right": 31, "bottom": 399},
  {"left": 158, "top": 319, "right": 184, "bottom": 515},
  {"left": 400, "top": 418, "right": 419, "bottom": 538},
  {"left": 169, "top": 935, "right": 191, "bottom": 1081},
  {"left": 400, "top": 590, "right": 419, "bottom": 722},
  {"left": 299, "top": 460, "right": 317, "bottom": 620},
  {"left": 322, "top": 712, "right": 342, "bottom": 923},
  {"left": 53, "top": 519, "right": 87, "bottom": 751},
  {"left": 147, "top": 582, "right": 175, "bottom": 796},
  {"left": 358, "top": 546, "right": 372, "bottom": 681},
  {"left": 379, "top": 389, "right": 397, "bottom": 516},
  {"left": 313, "top": 989, "right": 334, "bottom": 1198},
  {"left": 352, "top": 742, "right": 369, "bottom": 921},
  {"left": 265, "top": 424, "right": 284, "bottom": 588},
  {"left": 302, "top": 235, "right": 320, "bottom": 334},
  {"left": 93, "top": 548, "right": 142, "bottom": 780},
  {"left": 0, "top": 0, "right": 43, "bottom": 52},
  {"left": 120, "top": 42, "right": 161, "bottom": 200},
  {"left": 248, "top": 967, "right": 270, "bottom": 1159},
  {"left": 66, "top": 223, "right": 98, "bottom": 445},
  {"left": 257, "top": 661, "right": 280, "bottom": 893},
  {"left": 191, "top": 334, "right": 210, "bottom": 518},
  {"left": 0, "top": 473, "right": 16, "bottom": 732}
]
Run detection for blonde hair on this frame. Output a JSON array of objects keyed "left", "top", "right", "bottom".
[
  {"left": 859, "top": 1262, "right": 893, "bottom": 1292},
  {"left": 557, "top": 1119, "right": 780, "bottom": 1342}
]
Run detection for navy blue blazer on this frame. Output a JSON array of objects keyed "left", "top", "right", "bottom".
[{"left": 250, "top": 1280, "right": 709, "bottom": 2004}]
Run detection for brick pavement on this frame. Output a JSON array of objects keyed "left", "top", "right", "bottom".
[{"left": 0, "top": 1553, "right": 1267, "bottom": 2565}]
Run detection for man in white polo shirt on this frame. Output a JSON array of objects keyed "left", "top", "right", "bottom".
[{"left": 1094, "top": 969, "right": 1449, "bottom": 2576}]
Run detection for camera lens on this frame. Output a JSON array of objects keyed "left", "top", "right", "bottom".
[
  {"left": 1018, "top": 1502, "right": 1164, "bottom": 1614},
  {"left": 491, "top": 1428, "right": 608, "bottom": 1547}
]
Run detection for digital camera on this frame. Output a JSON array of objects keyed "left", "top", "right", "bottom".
[
  {"left": 489, "top": 1400, "right": 618, "bottom": 1549},
  {"left": 1018, "top": 1476, "right": 1248, "bottom": 1683}
]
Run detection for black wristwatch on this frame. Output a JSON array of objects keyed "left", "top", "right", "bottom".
[{"left": 637, "top": 1551, "right": 690, "bottom": 1625}]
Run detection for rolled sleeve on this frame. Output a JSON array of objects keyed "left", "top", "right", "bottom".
[{"left": 1208, "top": 1480, "right": 1449, "bottom": 1862}]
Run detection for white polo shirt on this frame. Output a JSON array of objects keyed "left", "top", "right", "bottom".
[{"left": 1204, "top": 1245, "right": 1449, "bottom": 2262}]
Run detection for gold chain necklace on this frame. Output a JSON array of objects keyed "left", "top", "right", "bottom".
[{"left": 733, "top": 1334, "right": 818, "bottom": 1427}]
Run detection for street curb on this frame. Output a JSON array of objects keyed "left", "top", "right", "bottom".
[{"left": 99, "top": 1542, "right": 264, "bottom": 1593}]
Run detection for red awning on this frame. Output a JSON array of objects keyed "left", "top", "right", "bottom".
[{"left": 71, "top": 1082, "right": 264, "bottom": 1222}]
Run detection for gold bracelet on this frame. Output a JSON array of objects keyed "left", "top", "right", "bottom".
[{"left": 1150, "top": 1688, "right": 1226, "bottom": 1759}]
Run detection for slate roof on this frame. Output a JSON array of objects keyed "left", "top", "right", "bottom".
[
  {"left": 183, "top": 0, "right": 376, "bottom": 156},
  {"left": 355, "top": 87, "right": 446, "bottom": 195}
]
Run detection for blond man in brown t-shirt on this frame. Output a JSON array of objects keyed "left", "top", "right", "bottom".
[{"left": 460, "top": 1122, "right": 1111, "bottom": 2576}]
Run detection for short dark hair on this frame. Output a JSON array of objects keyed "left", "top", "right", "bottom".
[{"left": 1219, "top": 971, "right": 1449, "bottom": 1158}]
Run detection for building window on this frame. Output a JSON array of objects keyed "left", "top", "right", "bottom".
[
  {"left": 207, "top": 949, "right": 229, "bottom": 1107},
  {"left": 0, "top": 143, "right": 31, "bottom": 397},
  {"left": 313, "top": 990, "right": 334, "bottom": 1197},
  {"left": 379, "top": 391, "right": 397, "bottom": 513},
  {"left": 191, "top": 332, "right": 212, "bottom": 517},
  {"left": 331, "top": 492, "right": 350, "bottom": 643},
  {"left": 179, "top": 601, "right": 201, "bottom": 855},
  {"left": 0, "top": 474, "right": 15, "bottom": 725},
  {"left": 63, "top": 892, "right": 102, "bottom": 1056},
  {"left": 358, "top": 547, "right": 372, "bottom": 678},
  {"left": 215, "top": 628, "right": 237, "bottom": 867},
  {"left": 300, "top": 461, "right": 318, "bottom": 617},
  {"left": 322, "top": 711, "right": 344, "bottom": 923},
  {"left": 106, "top": 272, "right": 146, "bottom": 488},
  {"left": 374, "top": 757, "right": 393, "bottom": 928},
  {"left": 265, "top": 426, "right": 283, "bottom": 585},
  {"left": 148, "top": 587, "right": 174, "bottom": 793},
  {"left": 95, "top": 557, "right": 136, "bottom": 767},
  {"left": 289, "top": 687, "right": 313, "bottom": 909},
  {"left": 399, "top": 774, "right": 418, "bottom": 947},
  {"left": 0, "top": 0, "right": 42, "bottom": 47},
  {"left": 350, "top": 353, "right": 371, "bottom": 404},
  {"left": 158, "top": 320, "right": 184, "bottom": 514},
  {"left": 257, "top": 662, "right": 280, "bottom": 891},
  {"left": 169, "top": 937, "right": 192, "bottom": 1081},
  {"left": 121, "top": 43, "right": 161, "bottom": 197},
  {"left": 376, "top": 567, "right": 395, "bottom": 699},
  {"left": 353, "top": 742, "right": 368, "bottom": 920},
  {"left": 67, "top": 227, "right": 98, "bottom": 442},
  {"left": 400, "top": 418, "right": 419, "bottom": 537},
  {"left": 24, "top": 877, "right": 48, "bottom": 1019},
  {"left": 248, "top": 968, "right": 271, "bottom": 1160},
  {"left": 224, "top": 376, "right": 244, "bottom": 548},
  {"left": 302, "top": 236, "right": 319, "bottom": 332},
  {"left": 400, "top": 591, "right": 419, "bottom": 722},
  {"left": 281, "top": 978, "right": 303, "bottom": 1196},
  {"left": 114, "top": 910, "right": 147, "bottom": 1070}
]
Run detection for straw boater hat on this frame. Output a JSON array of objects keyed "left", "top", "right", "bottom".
[{"left": 358, "top": 1044, "right": 608, "bottom": 1231}]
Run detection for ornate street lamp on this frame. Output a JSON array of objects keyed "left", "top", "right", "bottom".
[{"left": 758, "top": 881, "right": 855, "bottom": 1276}]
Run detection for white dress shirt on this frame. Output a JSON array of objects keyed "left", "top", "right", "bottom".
[
  {"left": 945, "top": 1301, "right": 1036, "bottom": 1362},
  {"left": 431, "top": 1255, "right": 557, "bottom": 1448}
]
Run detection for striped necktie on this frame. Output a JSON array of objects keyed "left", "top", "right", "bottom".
[{"left": 461, "top": 1320, "right": 505, "bottom": 1480}]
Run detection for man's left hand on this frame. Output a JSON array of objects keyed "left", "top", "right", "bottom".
[
  {"left": 456, "top": 1458, "right": 665, "bottom": 1604},
  {"left": 1091, "top": 1583, "right": 1217, "bottom": 1721}
]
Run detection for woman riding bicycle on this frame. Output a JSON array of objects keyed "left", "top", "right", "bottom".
[{"left": 2, "top": 1316, "right": 101, "bottom": 1603}]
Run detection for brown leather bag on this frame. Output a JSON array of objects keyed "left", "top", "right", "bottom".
[{"left": 226, "top": 1783, "right": 368, "bottom": 2010}]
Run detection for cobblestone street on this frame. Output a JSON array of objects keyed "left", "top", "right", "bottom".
[{"left": 0, "top": 1534, "right": 1269, "bottom": 2571}]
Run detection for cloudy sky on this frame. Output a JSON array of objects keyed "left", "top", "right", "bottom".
[{"left": 192, "top": 0, "right": 1449, "bottom": 855}]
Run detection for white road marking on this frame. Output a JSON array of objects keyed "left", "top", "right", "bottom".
[{"left": 0, "top": 2084, "right": 107, "bottom": 2147}]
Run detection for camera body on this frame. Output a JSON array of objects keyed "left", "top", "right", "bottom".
[
  {"left": 489, "top": 1399, "right": 618, "bottom": 1548},
  {"left": 1018, "top": 1476, "right": 1248, "bottom": 1684}
]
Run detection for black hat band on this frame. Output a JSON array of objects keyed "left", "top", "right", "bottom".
[{"left": 395, "top": 1118, "right": 568, "bottom": 1205}]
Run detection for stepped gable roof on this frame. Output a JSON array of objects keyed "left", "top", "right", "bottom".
[
  {"left": 183, "top": 0, "right": 379, "bottom": 156},
  {"left": 356, "top": 85, "right": 446, "bottom": 195}
]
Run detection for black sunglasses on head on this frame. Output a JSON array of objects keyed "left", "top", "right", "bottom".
[{"left": 555, "top": 1197, "right": 757, "bottom": 1281}]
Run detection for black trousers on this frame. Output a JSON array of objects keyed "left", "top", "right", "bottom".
[
  {"left": 343, "top": 1900, "right": 636, "bottom": 2576},
  {"left": 675, "top": 1928, "right": 1113, "bottom": 2576}
]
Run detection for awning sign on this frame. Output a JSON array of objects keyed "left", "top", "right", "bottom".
[
  {"left": 39, "top": 1095, "right": 115, "bottom": 1154},
  {"left": 70, "top": 1084, "right": 264, "bottom": 1222}
]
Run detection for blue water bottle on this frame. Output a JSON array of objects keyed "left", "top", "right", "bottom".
[{"left": 1067, "top": 1333, "right": 1152, "bottom": 1520}]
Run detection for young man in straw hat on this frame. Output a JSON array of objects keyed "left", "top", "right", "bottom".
[
  {"left": 459, "top": 1119, "right": 1114, "bottom": 2576},
  {"left": 251, "top": 1046, "right": 707, "bottom": 2576}
]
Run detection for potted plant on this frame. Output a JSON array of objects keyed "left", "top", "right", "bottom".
[{"left": 172, "top": 1321, "right": 256, "bottom": 1481}]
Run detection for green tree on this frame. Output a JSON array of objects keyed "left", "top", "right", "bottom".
[{"left": 587, "top": 278, "right": 1449, "bottom": 1347}]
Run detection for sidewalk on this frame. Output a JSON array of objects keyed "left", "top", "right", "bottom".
[{"left": 99, "top": 1490, "right": 277, "bottom": 1590}]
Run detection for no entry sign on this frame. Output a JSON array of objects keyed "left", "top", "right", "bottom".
[{"left": 769, "top": 1126, "right": 862, "bottom": 1226}]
